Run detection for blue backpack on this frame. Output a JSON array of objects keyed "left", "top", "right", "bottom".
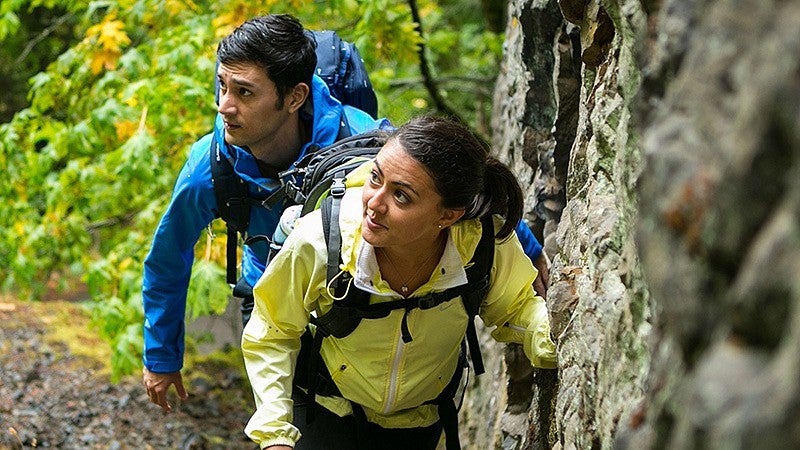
[
  {"left": 209, "top": 30, "right": 379, "bottom": 286},
  {"left": 308, "top": 30, "right": 378, "bottom": 119}
]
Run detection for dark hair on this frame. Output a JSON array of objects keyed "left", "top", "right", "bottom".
[
  {"left": 216, "top": 14, "right": 317, "bottom": 108},
  {"left": 392, "top": 116, "right": 524, "bottom": 239}
]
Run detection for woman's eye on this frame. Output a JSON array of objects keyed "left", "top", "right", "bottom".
[
  {"left": 369, "top": 170, "right": 380, "bottom": 185},
  {"left": 394, "top": 191, "right": 409, "bottom": 204}
]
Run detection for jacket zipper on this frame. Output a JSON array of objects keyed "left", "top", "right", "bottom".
[
  {"left": 506, "top": 323, "right": 526, "bottom": 332},
  {"left": 383, "top": 328, "right": 406, "bottom": 414}
]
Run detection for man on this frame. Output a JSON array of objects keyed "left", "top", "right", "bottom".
[{"left": 141, "top": 14, "right": 391, "bottom": 412}]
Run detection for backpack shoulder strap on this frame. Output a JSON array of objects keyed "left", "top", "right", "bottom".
[
  {"left": 428, "top": 215, "right": 495, "bottom": 450},
  {"left": 320, "top": 175, "right": 346, "bottom": 285},
  {"left": 209, "top": 135, "right": 251, "bottom": 284},
  {"left": 298, "top": 193, "right": 369, "bottom": 424},
  {"left": 460, "top": 215, "right": 496, "bottom": 376},
  {"left": 336, "top": 109, "right": 352, "bottom": 141}
]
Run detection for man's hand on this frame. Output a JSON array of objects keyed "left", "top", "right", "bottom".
[
  {"left": 142, "top": 367, "right": 188, "bottom": 412},
  {"left": 532, "top": 253, "right": 550, "bottom": 298}
]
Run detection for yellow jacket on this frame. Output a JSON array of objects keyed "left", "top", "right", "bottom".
[{"left": 242, "top": 163, "right": 557, "bottom": 448}]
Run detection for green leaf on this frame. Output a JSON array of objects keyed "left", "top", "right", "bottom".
[
  {"left": 0, "top": 11, "right": 21, "bottom": 40},
  {"left": 187, "top": 259, "right": 230, "bottom": 321}
]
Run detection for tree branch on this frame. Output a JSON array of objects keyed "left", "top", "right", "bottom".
[
  {"left": 14, "top": 14, "right": 74, "bottom": 67},
  {"left": 87, "top": 212, "right": 137, "bottom": 231},
  {"left": 406, "top": 0, "right": 463, "bottom": 122}
]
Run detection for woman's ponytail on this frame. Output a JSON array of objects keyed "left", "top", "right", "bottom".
[
  {"left": 470, "top": 156, "right": 523, "bottom": 239},
  {"left": 394, "top": 116, "right": 524, "bottom": 239}
]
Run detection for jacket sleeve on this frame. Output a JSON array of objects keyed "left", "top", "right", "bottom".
[
  {"left": 242, "top": 211, "right": 328, "bottom": 448},
  {"left": 514, "top": 220, "right": 543, "bottom": 262},
  {"left": 479, "top": 220, "right": 557, "bottom": 369},
  {"left": 141, "top": 135, "right": 218, "bottom": 373}
]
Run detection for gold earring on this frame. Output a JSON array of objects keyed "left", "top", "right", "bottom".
[{"left": 437, "top": 224, "right": 442, "bottom": 229}]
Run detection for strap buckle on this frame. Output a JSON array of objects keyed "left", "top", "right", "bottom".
[{"left": 329, "top": 177, "right": 346, "bottom": 198}]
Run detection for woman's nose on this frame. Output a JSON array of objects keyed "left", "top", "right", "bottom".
[{"left": 366, "top": 188, "right": 388, "bottom": 215}]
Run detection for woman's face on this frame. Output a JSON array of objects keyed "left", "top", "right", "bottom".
[{"left": 361, "top": 139, "right": 463, "bottom": 250}]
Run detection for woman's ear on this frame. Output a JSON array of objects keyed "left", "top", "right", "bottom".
[
  {"left": 287, "top": 83, "right": 310, "bottom": 113},
  {"left": 438, "top": 208, "right": 466, "bottom": 229}
]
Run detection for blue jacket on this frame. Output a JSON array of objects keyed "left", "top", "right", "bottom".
[{"left": 142, "top": 76, "right": 392, "bottom": 373}]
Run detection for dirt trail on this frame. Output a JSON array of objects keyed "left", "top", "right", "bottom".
[{"left": 0, "top": 297, "right": 256, "bottom": 449}]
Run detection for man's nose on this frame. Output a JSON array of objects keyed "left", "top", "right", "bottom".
[{"left": 217, "top": 91, "right": 235, "bottom": 115}]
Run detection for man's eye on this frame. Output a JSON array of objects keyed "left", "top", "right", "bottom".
[{"left": 239, "top": 88, "right": 251, "bottom": 96}]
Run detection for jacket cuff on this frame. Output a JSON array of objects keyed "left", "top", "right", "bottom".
[
  {"left": 524, "top": 319, "right": 558, "bottom": 369},
  {"left": 259, "top": 436, "right": 296, "bottom": 449},
  {"left": 142, "top": 357, "right": 182, "bottom": 374}
]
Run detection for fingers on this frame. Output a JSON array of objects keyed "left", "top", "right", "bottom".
[
  {"left": 532, "top": 254, "right": 550, "bottom": 282},
  {"left": 143, "top": 378, "right": 172, "bottom": 411},
  {"left": 150, "top": 387, "right": 172, "bottom": 412},
  {"left": 532, "top": 277, "right": 547, "bottom": 298},
  {"left": 531, "top": 253, "right": 550, "bottom": 298},
  {"left": 538, "top": 265, "right": 550, "bottom": 287},
  {"left": 174, "top": 380, "right": 189, "bottom": 400},
  {"left": 142, "top": 368, "right": 185, "bottom": 412}
]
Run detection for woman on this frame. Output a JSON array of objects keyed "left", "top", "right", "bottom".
[{"left": 242, "top": 116, "right": 557, "bottom": 449}]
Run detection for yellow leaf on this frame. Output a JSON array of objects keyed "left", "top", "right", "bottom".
[
  {"left": 86, "top": 16, "right": 130, "bottom": 52},
  {"left": 212, "top": 2, "right": 280, "bottom": 38},
  {"left": 167, "top": 5, "right": 182, "bottom": 17},
  {"left": 85, "top": 15, "right": 130, "bottom": 74},
  {"left": 115, "top": 120, "right": 138, "bottom": 141},
  {"left": 212, "top": 13, "right": 236, "bottom": 38},
  {"left": 119, "top": 257, "right": 133, "bottom": 271},
  {"left": 90, "top": 49, "right": 122, "bottom": 74},
  {"left": 166, "top": 0, "right": 193, "bottom": 16}
]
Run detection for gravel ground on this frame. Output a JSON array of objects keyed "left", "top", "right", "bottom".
[{"left": 0, "top": 298, "right": 257, "bottom": 450}]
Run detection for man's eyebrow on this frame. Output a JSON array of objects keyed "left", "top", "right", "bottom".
[
  {"left": 373, "top": 159, "right": 420, "bottom": 197},
  {"left": 218, "top": 73, "right": 257, "bottom": 89}
]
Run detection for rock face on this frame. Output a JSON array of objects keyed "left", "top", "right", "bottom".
[{"left": 465, "top": 0, "right": 800, "bottom": 448}]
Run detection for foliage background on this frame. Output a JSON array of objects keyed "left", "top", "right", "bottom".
[{"left": 0, "top": 0, "right": 505, "bottom": 379}]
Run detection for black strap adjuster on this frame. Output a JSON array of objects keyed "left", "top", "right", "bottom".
[{"left": 329, "top": 177, "right": 346, "bottom": 198}]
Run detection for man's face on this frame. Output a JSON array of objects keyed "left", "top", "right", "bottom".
[{"left": 216, "top": 61, "right": 292, "bottom": 156}]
